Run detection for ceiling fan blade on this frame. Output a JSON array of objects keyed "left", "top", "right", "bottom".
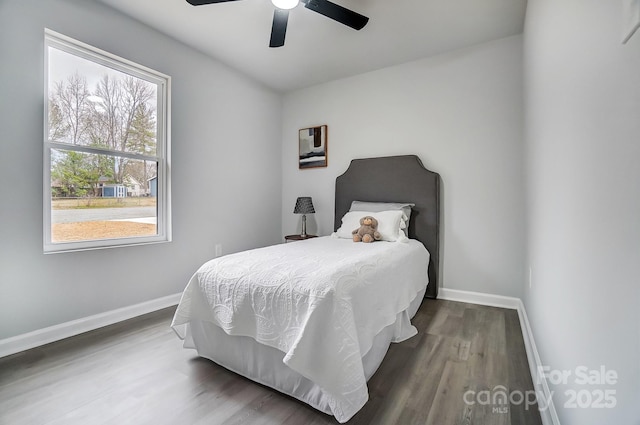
[
  {"left": 186, "top": 0, "right": 241, "bottom": 5},
  {"left": 302, "top": 0, "right": 368, "bottom": 30},
  {"left": 269, "top": 9, "right": 289, "bottom": 48}
]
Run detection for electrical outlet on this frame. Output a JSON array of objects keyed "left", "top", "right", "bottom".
[{"left": 215, "top": 244, "right": 222, "bottom": 257}]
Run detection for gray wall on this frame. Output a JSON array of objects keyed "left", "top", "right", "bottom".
[
  {"left": 281, "top": 36, "right": 526, "bottom": 298},
  {"left": 524, "top": 0, "right": 640, "bottom": 423},
  {"left": 0, "top": 0, "right": 283, "bottom": 340}
]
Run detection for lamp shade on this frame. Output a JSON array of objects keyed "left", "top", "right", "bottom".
[{"left": 293, "top": 197, "right": 315, "bottom": 214}]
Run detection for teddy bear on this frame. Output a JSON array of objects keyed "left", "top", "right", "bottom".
[{"left": 352, "top": 216, "right": 382, "bottom": 243}]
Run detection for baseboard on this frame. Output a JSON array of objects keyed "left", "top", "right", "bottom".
[
  {"left": 439, "top": 287, "right": 560, "bottom": 425},
  {"left": 439, "top": 287, "right": 521, "bottom": 310},
  {"left": 515, "top": 298, "right": 561, "bottom": 425},
  {"left": 0, "top": 293, "right": 182, "bottom": 359}
]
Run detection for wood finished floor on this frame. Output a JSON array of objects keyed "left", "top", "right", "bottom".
[{"left": 0, "top": 300, "right": 542, "bottom": 425}]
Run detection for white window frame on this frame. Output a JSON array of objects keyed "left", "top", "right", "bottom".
[{"left": 44, "top": 29, "right": 171, "bottom": 253}]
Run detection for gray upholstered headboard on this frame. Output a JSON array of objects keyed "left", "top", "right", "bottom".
[{"left": 334, "top": 155, "right": 440, "bottom": 299}]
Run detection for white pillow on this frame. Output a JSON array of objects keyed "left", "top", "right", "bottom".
[
  {"left": 349, "top": 201, "right": 414, "bottom": 236},
  {"left": 334, "top": 210, "right": 407, "bottom": 242}
]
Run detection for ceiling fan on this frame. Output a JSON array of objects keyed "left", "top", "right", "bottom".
[{"left": 186, "top": 0, "right": 369, "bottom": 48}]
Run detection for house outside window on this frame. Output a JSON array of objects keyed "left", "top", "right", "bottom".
[{"left": 44, "top": 30, "right": 171, "bottom": 253}]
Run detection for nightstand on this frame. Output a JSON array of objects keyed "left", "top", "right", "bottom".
[{"left": 284, "top": 234, "right": 318, "bottom": 243}]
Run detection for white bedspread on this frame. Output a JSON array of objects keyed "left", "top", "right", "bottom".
[{"left": 171, "top": 236, "right": 429, "bottom": 423}]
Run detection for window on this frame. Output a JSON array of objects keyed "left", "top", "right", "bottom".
[{"left": 44, "top": 30, "right": 171, "bottom": 253}]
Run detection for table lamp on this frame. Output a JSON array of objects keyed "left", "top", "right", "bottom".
[{"left": 293, "top": 197, "right": 315, "bottom": 237}]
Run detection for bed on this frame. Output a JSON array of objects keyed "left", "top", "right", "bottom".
[{"left": 171, "top": 155, "right": 440, "bottom": 423}]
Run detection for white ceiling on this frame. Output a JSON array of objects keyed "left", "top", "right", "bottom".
[{"left": 98, "top": 0, "right": 527, "bottom": 92}]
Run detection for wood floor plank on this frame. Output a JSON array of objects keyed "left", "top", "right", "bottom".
[{"left": 0, "top": 301, "right": 542, "bottom": 425}]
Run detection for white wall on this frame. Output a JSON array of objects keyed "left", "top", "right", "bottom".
[
  {"left": 0, "top": 0, "right": 283, "bottom": 340},
  {"left": 524, "top": 0, "right": 640, "bottom": 423},
  {"left": 281, "top": 36, "right": 526, "bottom": 298}
]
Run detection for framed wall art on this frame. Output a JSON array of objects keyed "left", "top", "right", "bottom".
[{"left": 299, "top": 125, "right": 327, "bottom": 169}]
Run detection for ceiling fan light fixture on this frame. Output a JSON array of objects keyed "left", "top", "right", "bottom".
[{"left": 271, "top": 0, "right": 299, "bottom": 10}]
